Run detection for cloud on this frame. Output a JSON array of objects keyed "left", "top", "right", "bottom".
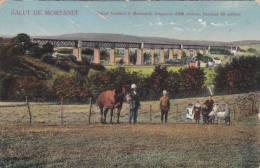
[
  {"left": 157, "top": 21, "right": 162, "bottom": 26},
  {"left": 96, "top": 12, "right": 107, "bottom": 20},
  {"left": 198, "top": 18, "right": 207, "bottom": 27},
  {"left": 185, "top": 27, "right": 203, "bottom": 32},
  {"left": 173, "top": 27, "right": 183, "bottom": 31}
]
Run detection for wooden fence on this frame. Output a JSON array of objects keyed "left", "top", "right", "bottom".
[{"left": 0, "top": 92, "right": 259, "bottom": 125}]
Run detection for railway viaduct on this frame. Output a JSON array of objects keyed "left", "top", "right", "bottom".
[{"left": 31, "top": 35, "right": 237, "bottom": 65}]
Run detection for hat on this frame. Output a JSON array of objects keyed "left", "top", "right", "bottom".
[
  {"left": 131, "top": 84, "right": 137, "bottom": 89},
  {"left": 163, "top": 90, "right": 167, "bottom": 95}
]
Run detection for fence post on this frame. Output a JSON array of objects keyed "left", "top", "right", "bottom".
[
  {"left": 89, "top": 97, "right": 93, "bottom": 124},
  {"left": 233, "top": 104, "right": 236, "bottom": 120},
  {"left": 60, "top": 96, "right": 64, "bottom": 125},
  {"left": 176, "top": 104, "right": 179, "bottom": 113},
  {"left": 149, "top": 104, "right": 152, "bottom": 121},
  {"left": 252, "top": 94, "right": 256, "bottom": 113},
  {"left": 26, "top": 96, "right": 32, "bottom": 126}
]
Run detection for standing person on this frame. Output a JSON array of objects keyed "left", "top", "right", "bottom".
[
  {"left": 204, "top": 96, "right": 214, "bottom": 121},
  {"left": 127, "top": 84, "right": 140, "bottom": 124},
  {"left": 193, "top": 100, "right": 201, "bottom": 124},
  {"left": 160, "top": 90, "right": 170, "bottom": 123},
  {"left": 202, "top": 104, "right": 208, "bottom": 124},
  {"left": 224, "top": 103, "right": 231, "bottom": 125}
]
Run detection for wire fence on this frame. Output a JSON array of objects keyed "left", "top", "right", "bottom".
[{"left": 0, "top": 92, "right": 259, "bottom": 126}]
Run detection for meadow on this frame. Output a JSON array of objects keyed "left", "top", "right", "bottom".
[
  {"left": 1, "top": 92, "right": 258, "bottom": 125},
  {"left": 0, "top": 123, "right": 259, "bottom": 168},
  {"left": 0, "top": 93, "right": 259, "bottom": 167},
  {"left": 106, "top": 65, "right": 216, "bottom": 86}
]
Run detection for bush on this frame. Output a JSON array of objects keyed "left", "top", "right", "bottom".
[
  {"left": 178, "top": 67, "right": 205, "bottom": 96},
  {"left": 53, "top": 76, "right": 91, "bottom": 102},
  {"left": 214, "top": 56, "right": 260, "bottom": 94},
  {"left": 247, "top": 48, "right": 257, "bottom": 53}
]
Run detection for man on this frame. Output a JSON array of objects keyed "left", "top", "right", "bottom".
[
  {"left": 224, "top": 103, "right": 231, "bottom": 125},
  {"left": 204, "top": 96, "right": 214, "bottom": 122},
  {"left": 201, "top": 104, "right": 208, "bottom": 124},
  {"left": 204, "top": 96, "right": 214, "bottom": 123},
  {"left": 127, "top": 84, "right": 140, "bottom": 124},
  {"left": 160, "top": 90, "right": 170, "bottom": 123}
]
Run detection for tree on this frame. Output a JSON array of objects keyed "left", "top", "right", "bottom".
[
  {"left": 15, "top": 76, "right": 51, "bottom": 100},
  {"left": 196, "top": 53, "right": 204, "bottom": 67},
  {"left": 214, "top": 56, "right": 260, "bottom": 93},
  {"left": 247, "top": 48, "right": 257, "bottom": 53},
  {"left": 12, "top": 33, "right": 33, "bottom": 52},
  {"left": 54, "top": 76, "right": 91, "bottom": 102},
  {"left": 178, "top": 67, "right": 205, "bottom": 96},
  {"left": 42, "top": 42, "right": 54, "bottom": 53},
  {"left": 100, "top": 49, "right": 109, "bottom": 61}
]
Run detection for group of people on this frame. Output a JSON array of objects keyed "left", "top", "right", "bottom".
[
  {"left": 193, "top": 96, "right": 215, "bottom": 124},
  {"left": 126, "top": 83, "right": 170, "bottom": 124},
  {"left": 126, "top": 83, "right": 228, "bottom": 124}
]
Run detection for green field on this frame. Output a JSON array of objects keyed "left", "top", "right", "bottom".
[
  {"left": 0, "top": 123, "right": 259, "bottom": 168},
  {"left": 106, "top": 65, "right": 216, "bottom": 85},
  {"left": 240, "top": 44, "right": 260, "bottom": 53},
  {"left": 0, "top": 92, "right": 258, "bottom": 126},
  {"left": 0, "top": 92, "right": 259, "bottom": 168}
]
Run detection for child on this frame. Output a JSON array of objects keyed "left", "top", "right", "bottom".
[{"left": 193, "top": 100, "right": 201, "bottom": 124}]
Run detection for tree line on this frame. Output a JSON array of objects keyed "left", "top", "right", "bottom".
[{"left": 1, "top": 33, "right": 260, "bottom": 102}]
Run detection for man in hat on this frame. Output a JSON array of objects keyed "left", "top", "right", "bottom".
[
  {"left": 159, "top": 90, "right": 170, "bottom": 123},
  {"left": 127, "top": 84, "right": 140, "bottom": 124}
]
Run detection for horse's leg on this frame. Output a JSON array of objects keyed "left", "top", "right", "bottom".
[
  {"left": 100, "top": 107, "right": 104, "bottom": 123},
  {"left": 117, "top": 108, "right": 121, "bottom": 124},
  {"left": 103, "top": 108, "right": 109, "bottom": 124},
  {"left": 110, "top": 108, "right": 114, "bottom": 124}
]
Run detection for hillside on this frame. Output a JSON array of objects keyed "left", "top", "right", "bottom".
[
  {"left": 0, "top": 56, "right": 70, "bottom": 79},
  {"left": 32, "top": 33, "right": 260, "bottom": 46}
]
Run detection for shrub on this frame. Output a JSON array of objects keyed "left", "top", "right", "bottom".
[
  {"left": 178, "top": 67, "right": 205, "bottom": 96},
  {"left": 53, "top": 76, "right": 91, "bottom": 102},
  {"left": 214, "top": 56, "right": 260, "bottom": 94},
  {"left": 247, "top": 48, "right": 257, "bottom": 53}
]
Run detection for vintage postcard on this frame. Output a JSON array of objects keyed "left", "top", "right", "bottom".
[{"left": 0, "top": 0, "right": 260, "bottom": 167}]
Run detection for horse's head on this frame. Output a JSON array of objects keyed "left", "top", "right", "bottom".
[{"left": 115, "top": 85, "right": 128, "bottom": 98}]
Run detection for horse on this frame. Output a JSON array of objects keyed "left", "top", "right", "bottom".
[{"left": 96, "top": 86, "right": 127, "bottom": 124}]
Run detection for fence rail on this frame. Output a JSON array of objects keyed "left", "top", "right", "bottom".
[{"left": 0, "top": 92, "right": 259, "bottom": 126}]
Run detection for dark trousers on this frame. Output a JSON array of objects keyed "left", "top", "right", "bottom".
[
  {"left": 161, "top": 110, "right": 168, "bottom": 123},
  {"left": 129, "top": 108, "right": 138, "bottom": 123}
]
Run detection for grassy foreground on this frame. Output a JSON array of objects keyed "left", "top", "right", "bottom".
[
  {"left": 0, "top": 93, "right": 259, "bottom": 168},
  {"left": 0, "top": 124, "right": 259, "bottom": 168}
]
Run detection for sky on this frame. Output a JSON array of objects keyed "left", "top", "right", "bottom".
[{"left": 0, "top": 0, "right": 260, "bottom": 42}]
